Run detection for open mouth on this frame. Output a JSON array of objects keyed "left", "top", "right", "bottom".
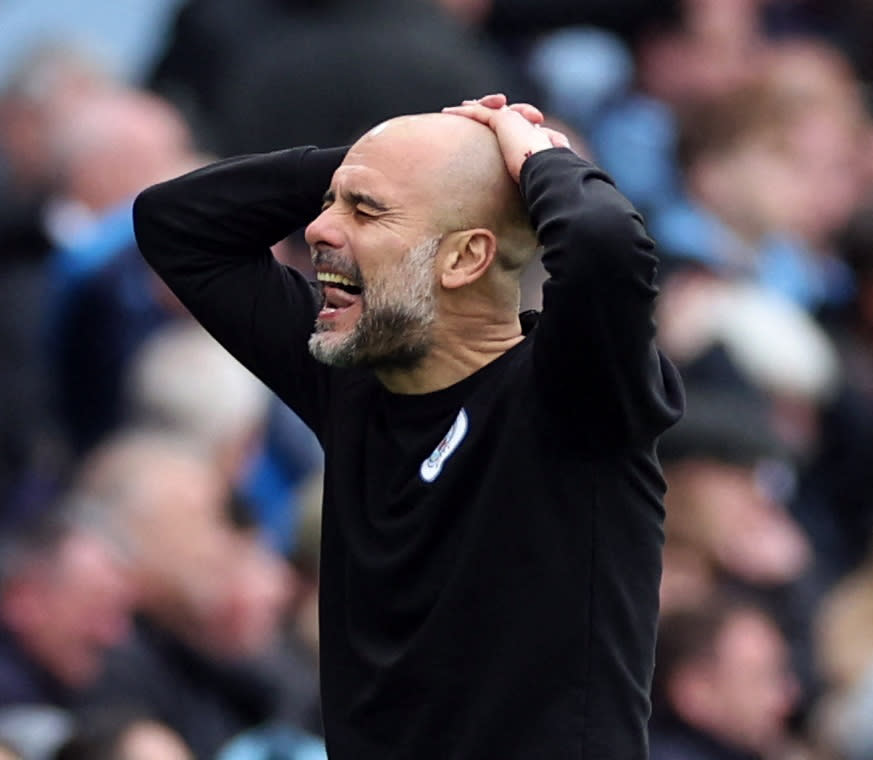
[
  {"left": 317, "top": 271, "right": 362, "bottom": 296},
  {"left": 317, "top": 271, "right": 363, "bottom": 315}
]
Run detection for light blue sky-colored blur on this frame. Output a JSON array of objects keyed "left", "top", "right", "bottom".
[{"left": 0, "top": 0, "right": 184, "bottom": 85}]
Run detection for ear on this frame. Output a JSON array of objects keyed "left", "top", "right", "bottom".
[{"left": 439, "top": 229, "right": 498, "bottom": 290}]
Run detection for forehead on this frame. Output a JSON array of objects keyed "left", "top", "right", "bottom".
[{"left": 335, "top": 128, "right": 446, "bottom": 205}]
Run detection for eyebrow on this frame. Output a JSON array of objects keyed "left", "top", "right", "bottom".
[{"left": 322, "top": 188, "right": 390, "bottom": 213}]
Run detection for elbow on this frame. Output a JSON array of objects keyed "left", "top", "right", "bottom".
[
  {"left": 568, "top": 201, "right": 656, "bottom": 279},
  {"left": 132, "top": 182, "right": 173, "bottom": 264}
]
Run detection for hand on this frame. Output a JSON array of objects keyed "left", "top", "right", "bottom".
[{"left": 442, "top": 94, "right": 571, "bottom": 183}]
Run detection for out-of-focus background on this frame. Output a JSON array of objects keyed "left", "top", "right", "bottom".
[{"left": 1, "top": 0, "right": 873, "bottom": 758}]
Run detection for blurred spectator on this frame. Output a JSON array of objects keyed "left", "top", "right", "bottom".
[
  {"left": 0, "top": 742, "right": 21, "bottom": 760},
  {"left": 650, "top": 595, "right": 800, "bottom": 760},
  {"left": 658, "top": 384, "right": 809, "bottom": 608},
  {"left": 583, "top": 0, "right": 768, "bottom": 215},
  {"left": 0, "top": 510, "right": 133, "bottom": 708},
  {"left": 0, "top": 43, "right": 115, "bottom": 506},
  {"left": 0, "top": 43, "right": 111, "bottom": 202},
  {"left": 124, "top": 322, "right": 314, "bottom": 550},
  {"left": 73, "top": 431, "right": 306, "bottom": 759},
  {"left": 125, "top": 323, "right": 269, "bottom": 485},
  {"left": 47, "top": 88, "right": 200, "bottom": 454},
  {"left": 53, "top": 708, "right": 192, "bottom": 760},
  {"left": 657, "top": 279, "right": 840, "bottom": 456}
]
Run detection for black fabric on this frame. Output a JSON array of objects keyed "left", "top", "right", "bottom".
[
  {"left": 486, "top": 0, "right": 681, "bottom": 41},
  {"left": 133, "top": 145, "right": 683, "bottom": 759}
]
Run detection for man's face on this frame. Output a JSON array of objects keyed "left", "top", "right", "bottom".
[
  {"left": 26, "top": 533, "right": 133, "bottom": 687},
  {"left": 703, "top": 612, "right": 798, "bottom": 753},
  {"left": 304, "top": 128, "right": 446, "bottom": 371}
]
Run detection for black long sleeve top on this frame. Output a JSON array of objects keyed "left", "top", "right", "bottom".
[{"left": 133, "top": 146, "right": 684, "bottom": 759}]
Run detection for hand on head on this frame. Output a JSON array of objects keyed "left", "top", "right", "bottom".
[{"left": 442, "top": 94, "right": 571, "bottom": 183}]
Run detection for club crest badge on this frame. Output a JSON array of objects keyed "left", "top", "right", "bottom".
[{"left": 420, "top": 408, "right": 469, "bottom": 483}]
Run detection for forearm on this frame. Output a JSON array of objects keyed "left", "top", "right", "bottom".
[
  {"left": 134, "top": 146, "right": 346, "bottom": 272},
  {"left": 133, "top": 146, "right": 346, "bottom": 401}
]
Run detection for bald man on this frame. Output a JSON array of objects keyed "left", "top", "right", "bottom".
[{"left": 133, "top": 95, "right": 683, "bottom": 759}]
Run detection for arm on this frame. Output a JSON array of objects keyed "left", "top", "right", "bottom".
[
  {"left": 442, "top": 96, "right": 682, "bottom": 447},
  {"left": 133, "top": 146, "right": 346, "bottom": 423},
  {"left": 521, "top": 148, "right": 682, "bottom": 447}
]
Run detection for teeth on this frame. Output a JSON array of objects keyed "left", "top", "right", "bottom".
[{"left": 317, "top": 272, "right": 359, "bottom": 288}]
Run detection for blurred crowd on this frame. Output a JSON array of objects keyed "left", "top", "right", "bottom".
[{"left": 1, "top": 0, "right": 873, "bottom": 758}]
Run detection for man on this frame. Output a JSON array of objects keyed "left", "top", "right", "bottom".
[
  {"left": 73, "top": 431, "right": 298, "bottom": 759},
  {"left": 650, "top": 597, "right": 799, "bottom": 760},
  {"left": 133, "top": 94, "right": 683, "bottom": 758},
  {"left": 0, "top": 511, "right": 133, "bottom": 707}
]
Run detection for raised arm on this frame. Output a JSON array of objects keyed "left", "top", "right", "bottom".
[
  {"left": 442, "top": 96, "right": 682, "bottom": 448},
  {"left": 133, "top": 146, "right": 346, "bottom": 421},
  {"left": 521, "top": 148, "right": 682, "bottom": 447}
]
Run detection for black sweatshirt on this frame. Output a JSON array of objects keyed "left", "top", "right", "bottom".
[{"left": 133, "top": 147, "right": 684, "bottom": 760}]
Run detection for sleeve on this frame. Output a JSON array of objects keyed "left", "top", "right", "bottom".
[
  {"left": 520, "top": 148, "right": 683, "bottom": 449},
  {"left": 132, "top": 146, "right": 346, "bottom": 430}
]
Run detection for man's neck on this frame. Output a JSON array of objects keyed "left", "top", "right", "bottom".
[{"left": 375, "top": 312, "right": 524, "bottom": 395}]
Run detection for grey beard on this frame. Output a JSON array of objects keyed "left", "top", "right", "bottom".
[{"left": 308, "top": 236, "right": 440, "bottom": 370}]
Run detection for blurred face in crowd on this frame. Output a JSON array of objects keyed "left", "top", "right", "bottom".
[
  {"left": 638, "top": 0, "right": 765, "bottom": 105},
  {"left": 127, "top": 456, "right": 232, "bottom": 624},
  {"left": 2, "top": 532, "right": 133, "bottom": 687},
  {"left": 205, "top": 530, "right": 294, "bottom": 658},
  {"left": 665, "top": 459, "right": 810, "bottom": 585},
  {"left": 672, "top": 610, "right": 798, "bottom": 753}
]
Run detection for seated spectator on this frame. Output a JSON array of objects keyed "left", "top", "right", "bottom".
[
  {"left": 73, "top": 431, "right": 305, "bottom": 759},
  {"left": 0, "top": 509, "right": 133, "bottom": 708},
  {"left": 659, "top": 383, "right": 810, "bottom": 608},
  {"left": 0, "top": 43, "right": 116, "bottom": 502},
  {"left": 585, "top": 0, "right": 766, "bottom": 215},
  {"left": 650, "top": 595, "right": 800, "bottom": 760},
  {"left": 46, "top": 87, "right": 201, "bottom": 454},
  {"left": 124, "top": 322, "right": 307, "bottom": 549},
  {"left": 125, "top": 324, "right": 270, "bottom": 487},
  {"left": 651, "top": 39, "right": 869, "bottom": 311}
]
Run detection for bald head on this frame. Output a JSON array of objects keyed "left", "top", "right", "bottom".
[{"left": 349, "top": 113, "right": 537, "bottom": 271}]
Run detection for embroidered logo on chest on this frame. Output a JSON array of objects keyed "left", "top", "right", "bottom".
[{"left": 419, "top": 408, "right": 469, "bottom": 483}]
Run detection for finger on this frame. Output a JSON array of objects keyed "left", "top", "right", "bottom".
[
  {"left": 473, "top": 93, "right": 507, "bottom": 108},
  {"left": 542, "top": 127, "right": 572, "bottom": 150},
  {"left": 508, "top": 103, "right": 545, "bottom": 124},
  {"left": 441, "top": 104, "right": 496, "bottom": 125}
]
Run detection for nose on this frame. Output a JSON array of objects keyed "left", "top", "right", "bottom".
[{"left": 305, "top": 206, "right": 345, "bottom": 251}]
